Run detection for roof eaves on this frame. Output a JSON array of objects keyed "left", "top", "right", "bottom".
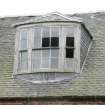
[{"left": 12, "top": 12, "right": 83, "bottom": 27}]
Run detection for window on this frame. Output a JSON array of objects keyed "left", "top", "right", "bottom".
[
  {"left": 32, "top": 50, "right": 41, "bottom": 69},
  {"left": 42, "top": 37, "right": 50, "bottom": 47},
  {"left": 51, "top": 49, "right": 59, "bottom": 68},
  {"left": 20, "top": 30, "right": 27, "bottom": 50},
  {"left": 32, "top": 27, "right": 59, "bottom": 71},
  {"left": 16, "top": 26, "right": 76, "bottom": 74},
  {"left": 66, "top": 37, "right": 74, "bottom": 58},
  {"left": 66, "top": 37, "right": 74, "bottom": 47},
  {"left": 51, "top": 37, "right": 59, "bottom": 47},
  {"left": 34, "top": 28, "right": 41, "bottom": 48},
  {"left": 18, "top": 30, "right": 28, "bottom": 72},
  {"left": 19, "top": 51, "right": 28, "bottom": 70},
  {"left": 42, "top": 37, "right": 59, "bottom": 47},
  {"left": 66, "top": 48, "right": 74, "bottom": 58}
]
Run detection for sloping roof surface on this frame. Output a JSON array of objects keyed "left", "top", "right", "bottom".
[{"left": 0, "top": 12, "right": 105, "bottom": 97}]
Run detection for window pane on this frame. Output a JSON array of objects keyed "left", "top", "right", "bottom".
[
  {"left": 51, "top": 37, "right": 59, "bottom": 47},
  {"left": 66, "top": 48, "right": 74, "bottom": 58},
  {"left": 64, "top": 58, "right": 73, "bottom": 69},
  {"left": 42, "top": 37, "right": 50, "bottom": 47},
  {"left": 66, "top": 37, "right": 74, "bottom": 47},
  {"left": 20, "top": 30, "right": 27, "bottom": 50},
  {"left": 63, "top": 27, "right": 74, "bottom": 37},
  {"left": 41, "top": 50, "right": 50, "bottom": 68},
  {"left": 51, "top": 49, "right": 59, "bottom": 58},
  {"left": 32, "top": 50, "right": 41, "bottom": 69},
  {"left": 34, "top": 28, "right": 41, "bottom": 48},
  {"left": 51, "top": 27, "right": 59, "bottom": 37},
  {"left": 41, "top": 58, "right": 50, "bottom": 69},
  {"left": 19, "top": 51, "right": 28, "bottom": 70},
  {"left": 51, "top": 58, "right": 58, "bottom": 69},
  {"left": 42, "top": 50, "right": 50, "bottom": 57},
  {"left": 43, "top": 27, "right": 50, "bottom": 37}
]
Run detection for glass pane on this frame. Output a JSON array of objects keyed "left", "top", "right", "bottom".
[
  {"left": 51, "top": 58, "right": 58, "bottom": 69},
  {"left": 66, "top": 37, "right": 74, "bottom": 47},
  {"left": 42, "top": 50, "right": 50, "bottom": 58},
  {"left": 41, "top": 58, "right": 50, "bottom": 69},
  {"left": 34, "top": 28, "right": 41, "bottom": 48},
  {"left": 51, "top": 37, "right": 59, "bottom": 47},
  {"left": 41, "top": 50, "right": 50, "bottom": 68},
  {"left": 64, "top": 58, "right": 73, "bottom": 69},
  {"left": 20, "top": 30, "right": 27, "bottom": 50},
  {"left": 66, "top": 48, "right": 74, "bottom": 58},
  {"left": 19, "top": 51, "right": 28, "bottom": 70},
  {"left": 51, "top": 27, "right": 59, "bottom": 37},
  {"left": 63, "top": 27, "right": 74, "bottom": 37},
  {"left": 43, "top": 27, "right": 50, "bottom": 37},
  {"left": 51, "top": 49, "right": 59, "bottom": 58},
  {"left": 32, "top": 50, "right": 41, "bottom": 69},
  {"left": 42, "top": 37, "right": 50, "bottom": 47}
]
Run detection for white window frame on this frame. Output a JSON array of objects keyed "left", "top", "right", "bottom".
[
  {"left": 32, "top": 26, "right": 60, "bottom": 71},
  {"left": 13, "top": 23, "right": 79, "bottom": 75}
]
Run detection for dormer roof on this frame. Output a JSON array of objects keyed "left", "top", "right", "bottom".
[{"left": 12, "top": 12, "right": 83, "bottom": 27}]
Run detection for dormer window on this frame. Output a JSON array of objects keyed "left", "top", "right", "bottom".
[{"left": 13, "top": 12, "right": 92, "bottom": 83}]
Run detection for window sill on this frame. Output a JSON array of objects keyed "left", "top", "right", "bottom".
[
  {"left": 13, "top": 72, "right": 78, "bottom": 84},
  {"left": 32, "top": 47, "right": 59, "bottom": 50},
  {"left": 13, "top": 68, "right": 78, "bottom": 76}
]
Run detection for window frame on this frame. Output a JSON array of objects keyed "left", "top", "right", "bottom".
[
  {"left": 18, "top": 29, "right": 29, "bottom": 73},
  {"left": 32, "top": 26, "right": 60, "bottom": 71},
  {"left": 65, "top": 37, "right": 75, "bottom": 58},
  {"left": 14, "top": 24, "right": 78, "bottom": 75}
]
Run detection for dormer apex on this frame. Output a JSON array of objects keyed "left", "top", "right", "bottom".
[{"left": 12, "top": 12, "right": 83, "bottom": 27}]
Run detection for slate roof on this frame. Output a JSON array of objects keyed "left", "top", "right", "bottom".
[{"left": 0, "top": 12, "right": 105, "bottom": 97}]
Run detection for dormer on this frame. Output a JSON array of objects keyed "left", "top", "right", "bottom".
[{"left": 13, "top": 12, "right": 92, "bottom": 83}]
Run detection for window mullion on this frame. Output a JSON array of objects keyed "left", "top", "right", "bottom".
[
  {"left": 49, "top": 26, "right": 51, "bottom": 69},
  {"left": 59, "top": 27, "right": 65, "bottom": 71},
  {"left": 58, "top": 27, "right": 60, "bottom": 70},
  {"left": 18, "top": 30, "right": 22, "bottom": 73},
  {"left": 40, "top": 27, "right": 43, "bottom": 69},
  {"left": 31, "top": 29, "right": 34, "bottom": 72},
  {"left": 28, "top": 29, "right": 32, "bottom": 73}
]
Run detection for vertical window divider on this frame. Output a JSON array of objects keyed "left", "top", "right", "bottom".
[
  {"left": 58, "top": 26, "right": 60, "bottom": 70},
  {"left": 28, "top": 28, "right": 32, "bottom": 73},
  {"left": 49, "top": 26, "right": 51, "bottom": 69},
  {"left": 19, "top": 30, "right": 21, "bottom": 51},
  {"left": 59, "top": 26, "right": 64, "bottom": 71},
  {"left": 31, "top": 28, "right": 34, "bottom": 72},
  {"left": 19, "top": 52, "right": 22, "bottom": 72},
  {"left": 40, "top": 27, "right": 43, "bottom": 69},
  {"left": 18, "top": 30, "right": 22, "bottom": 73}
]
